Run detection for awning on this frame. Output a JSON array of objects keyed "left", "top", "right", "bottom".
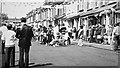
[
  {"left": 79, "top": 10, "right": 97, "bottom": 17},
  {"left": 64, "top": 2, "right": 117, "bottom": 19},
  {"left": 79, "top": 3, "right": 117, "bottom": 17},
  {"left": 65, "top": 13, "right": 79, "bottom": 19},
  {"left": 57, "top": 14, "right": 65, "bottom": 19}
]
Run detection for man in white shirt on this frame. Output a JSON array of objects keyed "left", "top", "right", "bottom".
[{"left": 1, "top": 24, "right": 16, "bottom": 68}]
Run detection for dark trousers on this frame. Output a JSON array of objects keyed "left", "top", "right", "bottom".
[
  {"left": 89, "top": 36, "right": 94, "bottom": 43},
  {"left": 67, "top": 37, "right": 71, "bottom": 45},
  {"left": 113, "top": 35, "right": 120, "bottom": 51},
  {"left": 5, "top": 46, "right": 15, "bottom": 68},
  {"left": 47, "top": 38, "right": 52, "bottom": 44},
  {"left": 2, "top": 41, "right": 5, "bottom": 54},
  {"left": 43, "top": 37, "right": 47, "bottom": 44},
  {"left": 2, "top": 41, "right": 5, "bottom": 68},
  {"left": 19, "top": 47, "right": 30, "bottom": 68}
]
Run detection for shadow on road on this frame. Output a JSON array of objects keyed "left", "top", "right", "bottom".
[
  {"left": 9, "top": 62, "right": 53, "bottom": 68},
  {"left": 29, "top": 63, "right": 53, "bottom": 68},
  {"left": 29, "top": 66, "right": 118, "bottom": 68},
  {"left": 10, "top": 62, "right": 35, "bottom": 67}
]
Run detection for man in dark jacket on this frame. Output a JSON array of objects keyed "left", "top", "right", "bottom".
[
  {"left": 89, "top": 26, "right": 95, "bottom": 43},
  {"left": 16, "top": 18, "right": 34, "bottom": 68}
]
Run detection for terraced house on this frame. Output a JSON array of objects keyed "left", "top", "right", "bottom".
[{"left": 26, "top": 0, "right": 120, "bottom": 38}]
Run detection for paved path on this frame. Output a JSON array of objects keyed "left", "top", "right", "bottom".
[{"left": 72, "top": 40, "right": 120, "bottom": 51}]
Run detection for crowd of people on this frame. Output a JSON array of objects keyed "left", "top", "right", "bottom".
[
  {"left": 34, "top": 24, "right": 73, "bottom": 47},
  {"left": 0, "top": 17, "right": 120, "bottom": 68},
  {"left": 87, "top": 24, "right": 112, "bottom": 44},
  {"left": 77, "top": 23, "right": 120, "bottom": 51}
]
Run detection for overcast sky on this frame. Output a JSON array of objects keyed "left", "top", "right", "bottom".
[{"left": 1, "top": 0, "right": 45, "bottom": 18}]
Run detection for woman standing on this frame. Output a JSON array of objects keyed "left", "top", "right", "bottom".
[{"left": 78, "top": 26, "right": 84, "bottom": 46}]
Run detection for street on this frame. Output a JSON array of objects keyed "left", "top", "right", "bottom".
[
  {"left": 12, "top": 41, "right": 118, "bottom": 68},
  {"left": 1, "top": 0, "right": 120, "bottom": 68}
]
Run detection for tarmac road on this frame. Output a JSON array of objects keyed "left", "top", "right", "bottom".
[
  {"left": 28, "top": 41, "right": 118, "bottom": 68},
  {"left": 1, "top": 41, "right": 119, "bottom": 68}
]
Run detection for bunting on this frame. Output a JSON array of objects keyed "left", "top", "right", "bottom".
[{"left": 1, "top": 2, "right": 44, "bottom": 7}]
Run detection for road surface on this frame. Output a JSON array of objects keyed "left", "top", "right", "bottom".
[{"left": 1, "top": 41, "right": 119, "bottom": 68}]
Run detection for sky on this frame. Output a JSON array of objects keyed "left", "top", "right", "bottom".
[{"left": 1, "top": 0, "right": 45, "bottom": 18}]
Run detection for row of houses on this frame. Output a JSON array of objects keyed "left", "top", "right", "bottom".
[{"left": 26, "top": 0, "right": 120, "bottom": 34}]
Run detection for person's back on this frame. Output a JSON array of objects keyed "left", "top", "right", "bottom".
[
  {"left": 1, "top": 24, "right": 16, "bottom": 47},
  {"left": 18, "top": 24, "right": 33, "bottom": 48},
  {"left": 17, "top": 25, "right": 33, "bottom": 67},
  {"left": 1, "top": 24, "right": 16, "bottom": 68},
  {"left": 17, "top": 18, "right": 34, "bottom": 68},
  {"left": 2, "top": 30, "right": 16, "bottom": 47}
]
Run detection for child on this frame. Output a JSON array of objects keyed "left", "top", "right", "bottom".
[
  {"left": 103, "top": 33, "right": 108, "bottom": 44},
  {"left": 49, "top": 32, "right": 61, "bottom": 47},
  {"left": 46, "top": 31, "right": 54, "bottom": 46}
]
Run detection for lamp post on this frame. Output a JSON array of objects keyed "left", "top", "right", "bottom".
[{"left": 0, "top": 0, "right": 2, "bottom": 26}]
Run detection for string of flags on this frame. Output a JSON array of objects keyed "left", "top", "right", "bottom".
[{"left": 1, "top": 2, "right": 44, "bottom": 7}]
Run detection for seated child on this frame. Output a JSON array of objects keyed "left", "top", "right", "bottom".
[
  {"left": 103, "top": 33, "right": 108, "bottom": 44},
  {"left": 49, "top": 32, "right": 66, "bottom": 47}
]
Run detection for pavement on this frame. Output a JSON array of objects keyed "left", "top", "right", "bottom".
[{"left": 72, "top": 39, "right": 114, "bottom": 51}]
